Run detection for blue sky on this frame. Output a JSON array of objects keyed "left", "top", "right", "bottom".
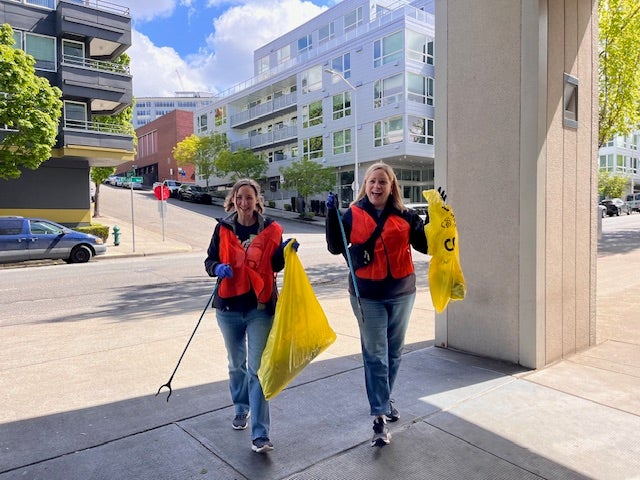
[{"left": 127, "top": 0, "right": 337, "bottom": 97}]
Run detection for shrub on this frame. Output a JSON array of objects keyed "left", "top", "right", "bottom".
[
  {"left": 284, "top": 204, "right": 292, "bottom": 211},
  {"left": 267, "top": 200, "right": 276, "bottom": 208},
  {"left": 76, "top": 224, "right": 109, "bottom": 242}
]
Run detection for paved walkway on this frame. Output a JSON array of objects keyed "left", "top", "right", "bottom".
[{"left": 1, "top": 209, "right": 638, "bottom": 479}]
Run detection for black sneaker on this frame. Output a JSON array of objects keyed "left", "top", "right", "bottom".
[
  {"left": 386, "top": 399, "right": 400, "bottom": 422},
  {"left": 252, "top": 437, "right": 274, "bottom": 453},
  {"left": 232, "top": 412, "right": 249, "bottom": 430},
  {"left": 371, "top": 416, "right": 391, "bottom": 447}
]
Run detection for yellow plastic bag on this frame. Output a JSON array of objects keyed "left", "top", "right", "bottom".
[
  {"left": 258, "top": 240, "right": 336, "bottom": 400},
  {"left": 422, "top": 190, "right": 466, "bottom": 313}
]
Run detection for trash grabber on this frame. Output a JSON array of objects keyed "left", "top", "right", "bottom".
[
  {"left": 156, "top": 281, "right": 219, "bottom": 402},
  {"left": 334, "top": 200, "right": 365, "bottom": 321}
]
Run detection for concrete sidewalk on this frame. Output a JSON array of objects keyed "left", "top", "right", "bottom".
[{"left": 1, "top": 209, "right": 639, "bottom": 479}]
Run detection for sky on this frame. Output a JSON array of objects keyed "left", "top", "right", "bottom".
[{"left": 128, "top": 0, "right": 339, "bottom": 98}]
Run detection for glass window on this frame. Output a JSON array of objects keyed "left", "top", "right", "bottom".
[
  {"left": 331, "top": 53, "right": 351, "bottom": 81},
  {"left": 333, "top": 129, "right": 352, "bottom": 155},
  {"left": 62, "top": 39, "right": 84, "bottom": 65},
  {"left": 25, "top": 33, "right": 56, "bottom": 71},
  {"left": 197, "top": 114, "right": 208, "bottom": 133},
  {"left": 332, "top": 91, "right": 352, "bottom": 120},
  {"left": 374, "top": 116, "right": 403, "bottom": 146},
  {"left": 298, "top": 34, "right": 312, "bottom": 55},
  {"left": 408, "top": 116, "right": 434, "bottom": 145},
  {"left": 374, "top": 31, "right": 403, "bottom": 68},
  {"left": 301, "top": 65, "right": 322, "bottom": 93},
  {"left": 303, "top": 136, "right": 323, "bottom": 160},
  {"left": 319, "top": 22, "right": 335, "bottom": 43},
  {"left": 257, "top": 55, "right": 269, "bottom": 74},
  {"left": 374, "top": 74, "right": 403, "bottom": 108},
  {"left": 277, "top": 45, "right": 291, "bottom": 64},
  {"left": 12, "top": 30, "right": 22, "bottom": 49},
  {"left": 344, "top": 6, "right": 363, "bottom": 33},
  {"left": 64, "top": 101, "right": 87, "bottom": 128},
  {"left": 406, "top": 30, "right": 434, "bottom": 65},
  {"left": 303, "top": 100, "right": 323, "bottom": 128},
  {"left": 407, "top": 73, "right": 434, "bottom": 106}
]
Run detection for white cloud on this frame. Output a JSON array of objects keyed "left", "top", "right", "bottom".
[
  {"left": 128, "top": 0, "right": 328, "bottom": 97},
  {"left": 128, "top": 0, "right": 178, "bottom": 22}
]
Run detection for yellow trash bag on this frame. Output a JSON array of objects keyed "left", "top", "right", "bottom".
[
  {"left": 422, "top": 189, "right": 466, "bottom": 313},
  {"left": 258, "top": 240, "right": 336, "bottom": 400}
]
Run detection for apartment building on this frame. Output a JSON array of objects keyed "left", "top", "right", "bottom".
[
  {"left": 599, "top": 132, "right": 640, "bottom": 194},
  {"left": 194, "top": 0, "right": 436, "bottom": 208},
  {"left": 0, "top": 0, "right": 134, "bottom": 225},
  {"left": 133, "top": 92, "right": 215, "bottom": 128}
]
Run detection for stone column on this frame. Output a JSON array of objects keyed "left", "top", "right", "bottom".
[{"left": 434, "top": 0, "right": 598, "bottom": 368}]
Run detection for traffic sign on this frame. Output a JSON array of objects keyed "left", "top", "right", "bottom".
[
  {"left": 131, "top": 176, "right": 143, "bottom": 183},
  {"left": 153, "top": 185, "right": 170, "bottom": 200}
]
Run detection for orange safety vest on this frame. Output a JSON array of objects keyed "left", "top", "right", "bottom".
[
  {"left": 217, "top": 222, "right": 283, "bottom": 303},
  {"left": 350, "top": 207, "right": 414, "bottom": 280}
]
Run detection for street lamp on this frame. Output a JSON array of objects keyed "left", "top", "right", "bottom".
[{"left": 325, "top": 68, "right": 359, "bottom": 194}]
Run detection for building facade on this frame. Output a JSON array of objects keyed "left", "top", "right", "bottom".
[
  {"left": 598, "top": 132, "right": 640, "bottom": 194},
  {"left": 119, "top": 109, "right": 196, "bottom": 186},
  {"left": 0, "top": 0, "right": 134, "bottom": 226},
  {"left": 193, "top": 0, "right": 436, "bottom": 209},
  {"left": 132, "top": 92, "right": 215, "bottom": 128}
]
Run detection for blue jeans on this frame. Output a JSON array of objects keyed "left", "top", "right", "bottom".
[
  {"left": 216, "top": 308, "right": 273, "bottom": 440},
  {"left": 350, "top": 293, "right": 416, "bottom": 416}
]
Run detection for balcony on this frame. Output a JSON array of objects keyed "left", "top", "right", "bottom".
[
  {"left": 232, "top": 125, "right": 298, "bottom": 151},
  {"left": 57, "top": 0, "right": 131, "bottom": 58},
  {"left": 61, "top": 117, "right": 133, "bottom": 152},
  {"left": 230, "top": 92, "right": 297, "bottom": 129}
]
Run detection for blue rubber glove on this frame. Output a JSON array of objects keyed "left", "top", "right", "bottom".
[
  {"left": 326, "top": 192, "right": 338, "bottom": 210},
  {"left": 214, "top": 263, "right": 233, "bottom": 279},
  {"left": 437, "top": 186, "right": 447, "bottom": 202},
  {"left": 283, "top": 238, "right": 299, "bottom": 252}
]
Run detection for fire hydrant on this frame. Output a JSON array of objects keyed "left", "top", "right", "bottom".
[{"left": 112, "top": 225, "right": 121, "bottom": 246}]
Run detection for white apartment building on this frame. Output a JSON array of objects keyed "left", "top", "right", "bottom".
[
  {"left": 194, "top": 0, "right": 436, "bottom": 209},
  {"left": 133, "top": 91, "right": 215, "bottom": 128},
  {"left": 598, "top": 132, "right": 640, "bottom": 194}
]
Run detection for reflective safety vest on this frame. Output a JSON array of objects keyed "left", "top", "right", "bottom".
[
  {"left": 350, "top": 206, "right": 414, "bottom": 280},
  {"left": 217, "top": 222, "right": 283, "bottom": 303}
]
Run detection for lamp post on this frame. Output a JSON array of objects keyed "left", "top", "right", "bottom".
[{"left": 325, "top": 68, "right": 359, "bottom": 194}]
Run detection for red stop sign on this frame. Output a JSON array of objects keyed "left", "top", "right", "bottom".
[{"left": 154, "top": 185, "right": 170, "bottom": 200}]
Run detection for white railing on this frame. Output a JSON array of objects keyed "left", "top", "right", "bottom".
[
  {"left": 21, "top": 0, "right": 130, "bottom": 16},
  {"left": 230, "top": 92, "right": 297, "bottom": 126},
  {"left": 64, "top": 118, "right": 131, "bottom": 135},
  {"left": 62, "top": 54, "right": 131, "bottom": 74}
]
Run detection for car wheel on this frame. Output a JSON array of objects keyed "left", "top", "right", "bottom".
[{"left": 69, "top": 245, "right": 92, "bottom": 263}]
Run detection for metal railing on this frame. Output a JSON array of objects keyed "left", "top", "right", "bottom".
[
  {"left": 21, "top": 0, "right": 130, "bottom": 17},
  {"left": 232, "top": 125, "right": 298, "bottom": 150},
  {"left": 62, "top": 54, "right": 130, "bottom": 74},
  {"left": 64, "top": 118, "right": 132, "bottom": 135},
  {"left": 230, "top": 92, "right": 297, "bottom": 127}
]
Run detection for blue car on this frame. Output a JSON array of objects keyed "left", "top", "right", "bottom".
[{"left": 0, "top": 216, "right": 107, "bottom": 264}]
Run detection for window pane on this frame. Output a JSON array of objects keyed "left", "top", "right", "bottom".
[{"left": 25, "top": 34, "right": 55, "bottom": 70}]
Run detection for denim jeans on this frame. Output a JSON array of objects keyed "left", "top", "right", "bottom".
[
  {"left": 216, "top": 308, "right": 273, "bottom": 440},
  {"left": 350, "top": 293, "right": 416, "bottom": 416}
]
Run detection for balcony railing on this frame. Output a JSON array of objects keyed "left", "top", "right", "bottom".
[
  {"left": 232, "top": 125, "right": 298, "bottom": 150},
  {"left": 64, "top": 118, "right": 131, "bottom": 135},
  {"left": 230, "top": 92, "right": 297, "bottom": 127},
  {"left": 62, "top": 54, "right": 131, "bottom": 75},
  {"left": 19, "top": 0, "right": 130, "bottom": 16}
]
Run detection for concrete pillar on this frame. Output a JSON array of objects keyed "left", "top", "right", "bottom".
[{"left": 434, "top": 0, "right": 598, "bottom": 368}]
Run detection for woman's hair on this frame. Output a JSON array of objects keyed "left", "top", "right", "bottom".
[
  {"left": 224, "top": 178, "right": 265, "bottom": 213},
  {"left": 352, "top": 162, "right": 405, "bottom": 211}
]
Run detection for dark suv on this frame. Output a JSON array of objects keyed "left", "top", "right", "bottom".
[{"left": 177, "top": 184, "right": 212, "bottom": 204}]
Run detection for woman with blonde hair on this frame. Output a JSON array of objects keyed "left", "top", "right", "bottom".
[{"left": 325, "top": 163, "right": 437, "bottom": 447}]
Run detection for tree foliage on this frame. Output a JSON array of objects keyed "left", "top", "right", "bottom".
[
  {"left": 598, "top": 0, "right": 640, "bottom": 147},
  {"left": 0, "top": 24, "right": 62, "bottom": 180},
  {"left": 279, "top": 157, "right": 335, "bottom": 214},
  {"left": 598, "top": 170, "right": 628, "bottom": 198},
  {"left": 173, "top": 132, "right": 228, "bottom": 186},
  {"left": 215, "top": 148, "right": 268, "bottom": 182}
]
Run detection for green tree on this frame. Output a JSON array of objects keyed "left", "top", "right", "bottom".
[
  {"left": 90, "top": 167, "right": 116, "bottom": 218},
  {"left": 598, "top": 0, "right": 640, "bottom": 147},
  {"left": 598, "top": 170, "right": 629, "bottom": 198},
  {"left": 0, "top": 24, "right": 62, "bottom": 180},
  {"left": 173, "top": 132, "right": 228, "bottom": 187},
  {"left": 215, "top": 148, "right": 268, "bottom": 182},
  {"left": 279, "top": 157, "right": 334, "bottom": 216}
]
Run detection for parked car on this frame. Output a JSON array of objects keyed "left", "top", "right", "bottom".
[
  {"left": 153, "top": 179, "right": 182, "bottom": 197},
  {"left": 625, "top": 192, "right": 640, "bottom": 213},
  {"left": 600, "top": 199, "right": 628, "bottom": 217},
  {"left": 177, "top": 184, "right": 212, "bottom": 204},
  {"left": 405, "top": 202, "right": 428, "bottom": 222},
  {"left": 0, "top": 216, "right": 107, "bottom": 264}
]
